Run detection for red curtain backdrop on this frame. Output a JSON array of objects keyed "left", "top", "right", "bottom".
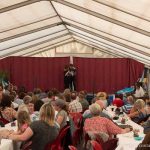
[
  {"left": 0, "top": 57, "right": 12, "bottom": 73},
  {"left": 0, "top": 57, "right": 70, "bottom": 91},
  {"left": 73, "top": 57, "right": 144, "bottom": 93},
  {"left": 0, "top": 57, "right": 144, "bottom": 93}
]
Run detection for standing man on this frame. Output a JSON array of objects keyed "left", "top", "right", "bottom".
[
  {"left": 64, "top": 65, "right": 71, "bottom": 89},
  {"left": 69, "top": 64, "right": 76, "bottom": 91}
]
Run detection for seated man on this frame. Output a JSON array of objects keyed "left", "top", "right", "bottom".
[{"left": 69, "top": 91, "right": 82, "bottom": 113}]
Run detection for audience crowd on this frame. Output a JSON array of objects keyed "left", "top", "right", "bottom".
[{"left": 0, "top": 81, "right": 150, "bottom": 150}]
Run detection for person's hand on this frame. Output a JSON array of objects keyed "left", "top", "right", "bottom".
[
  {"left": 0, "top": 130, "right": 10, "bottom": 139},
  {"left": 9, "top": 130, "right": 14, "bottom": 134}
]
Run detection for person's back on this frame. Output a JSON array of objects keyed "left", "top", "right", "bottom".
[
  {"left": 79, "top": 99, "right": 89, "bottom": 111},
  {"left": 69, "top": 99, "right": 82, "bottom": 112},
  {"left": 30, "top": 120, "right": 59, "bottom": 150}
]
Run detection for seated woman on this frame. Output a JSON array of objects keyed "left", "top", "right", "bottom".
[
  {"left": 53, "top": 99, "right": 68, "bottom": 129},
  {"left": 0, "top": 94, "right": 17, "bottom": 122},
  {"left": 83, "top": 100, "right": 111, "bottom": 121},
  {"left": 84, "top": 103, "right": 131, "bottom": 140},
  {"left": 17, "top": 110, "right": 31, "bottom": 134},
  {"left": 128, "top": 99, "right": 149, "bottom": 123},
  {"left": 141, "top": 102, "right": 150, "bottom": 134},
  {"left": 1, "top": 102, "right": 59, "bottom": 150},
  {"left": 95, "top": 92, "right": 108, "bottom": 108}
]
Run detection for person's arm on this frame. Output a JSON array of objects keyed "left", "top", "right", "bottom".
[
  {"left": 56, "top": 115, "right": 64, "bottom": 126},
  {"left": 128, "top": 111, "right": 139, "bottom": 118},
  {"left": 8, "top": 127, "right": 33, "bottom": 141},
  {"left": 121, "top": 128, "right": 132, "bottom": 133},
  {"left": 12, "top": 108, "right": 17, "bottom": 119},
  {"left": 106, "top": 119, "right": 130, "bottom": 135}
]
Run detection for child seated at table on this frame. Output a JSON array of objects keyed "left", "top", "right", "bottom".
[
  {"left": 0, "top": 111, "right": 31, "bottom": 139},
  {"left": 17, "top": 110, "right": 31, "bottom": 134}
]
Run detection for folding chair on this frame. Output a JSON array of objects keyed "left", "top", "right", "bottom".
[
  {"left": 45, "top": 125, "right": 70, "bottom": 150},
  {"left": 90, "top": 140, "right": 103, "bottom": 150}
]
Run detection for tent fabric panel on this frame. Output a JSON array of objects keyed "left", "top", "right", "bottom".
[
  {"left": 52, "top": 1, "right": 150, "bottom": 47},
  {"left": 0, "top": 0, "right": 27, "bottom": 9},
  {"left": 68, "top": 25, "right": 150, "bottom": 59},
  {"left": 74, "top": 36, "right": 128, "bottom": 58},
  {"left": 0, "top": 1, "right": 56, "bottom": 32},
  {"left": 62, "top": 16, "right": 149, "bottom": 51},
  {"left": 74, "top": 36, "right": 150, "bottom": 67},
  {"left": 1, "top": 16, "right": 61, "bottom": 40},
  {"left": 65, "top": 0, "right": 150, "bottom": 32},
  {"left": 0, "top": 29, "right": 69, "bottom": 57},
  {"left": 32, "top": 42, "right": 115, "bottom": 58},
  {"left": 0, "top": 25, "right": 67, "bottom": 51},
  {"left": 73, "top": 36, "right": 150, "bottom": 66},
  {"left": 99, "top": 0, "right": 150, "bottom": 19},
  {"left": 23, "top": 37, "right": 73, "bottom": 56}
]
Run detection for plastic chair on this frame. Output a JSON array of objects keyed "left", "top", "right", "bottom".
[
  {"left": 45, "top": 125, "right": 70, "bottom": 150},
  {"left": 90, "top": 140, "right": 103, "bottom": 150},
  {"left": 72, "top": 127, "right": 83, "bottom": 146},
  {"left": 83, "top": 131, "right": 91, "bottom": 149},
  {"left": 68, "top": 145, "right": 77, "bottom": 150},
  {"left": 95, "top": 133, "right": 118, "bottom": 150},
  {"left": 69, "top": 112, "right": 83, "bottom": 146}
]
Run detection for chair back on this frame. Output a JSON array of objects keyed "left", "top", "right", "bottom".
[
  {"left": 103, "top": 138, "right": 118, "bottom": 150},
  {"left": 45, "top": 125, "right": 70, "bottom": 150},
  {"left": 69, "top": 112, "right": 83, "bottom": 128},
  {"left": 90, "top": 140, "right": 103, "bottom": 150},
  {"left": 68, "top": 145, "right": 77, "bottom": 150}
]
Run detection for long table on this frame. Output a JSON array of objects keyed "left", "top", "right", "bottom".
[{"left": 106, "top": 106, "right": 145, "bottom": 150}]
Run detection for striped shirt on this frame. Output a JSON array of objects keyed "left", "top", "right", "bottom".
[{"left": 122, "top": 104, "right": 133, "bottom": 114}]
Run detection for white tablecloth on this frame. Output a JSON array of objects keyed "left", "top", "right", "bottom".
[
  {"left": 0, "top": 139, "right": 14, "bottom": 150},
  {"left": 0, "top": 122, "right": 17, "bottom": 150},
  {"left": 106, "top": 106, "right": 145, "bottom": 150},
  {"left": 116, "top": 119, "right": 145, "bottom": 150}
]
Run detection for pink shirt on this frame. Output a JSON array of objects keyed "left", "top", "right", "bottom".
[{"left": 84, "top": 116, "right": 123, "bottom": 138}]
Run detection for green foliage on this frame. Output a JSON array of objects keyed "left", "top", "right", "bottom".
[{"left": 0, "top": 70, "right": 9, "bottom": 82}]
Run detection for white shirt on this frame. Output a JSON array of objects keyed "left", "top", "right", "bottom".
[{"left": 134, "top": 86, "right": 145, "bottom": 98}]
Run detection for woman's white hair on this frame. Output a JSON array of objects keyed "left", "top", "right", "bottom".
[{"left": 89, "top": 103, "right": 102, "bottom": 116}]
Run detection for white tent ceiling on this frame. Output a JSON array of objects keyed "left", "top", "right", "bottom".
[{"left": 0, "top": 0, "right": 150, "bottom": 67}]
